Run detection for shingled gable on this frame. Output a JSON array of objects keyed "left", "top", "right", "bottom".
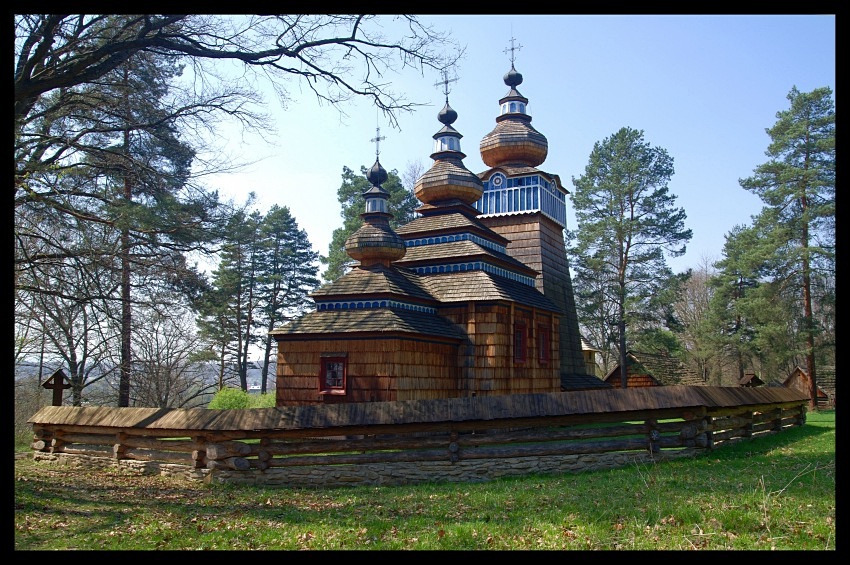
[{"left": 603, "top": 350, "right": 705, "bottom": 387}]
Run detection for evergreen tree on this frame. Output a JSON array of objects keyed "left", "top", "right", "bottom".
[
  {"left": 707, "top": 224, "right": 768, "bottom": 382},
  {"left": 738, "top": 86, "right": 835, "bottom": 408},
  {"left": 569, "top": 127, "right": 692, "bottom": 388},
  {"left": 16, "top": 15, "right": 460, "bottom": 408},
  {"left": 321, "top": 165, "right": 417, "bottom": 282},
  {"left": 202, "top": 209, "right": 265, "bottom": 391},
  {"left": 256, "top": 205, "right": 320, "bottom": 392},
  {"left": 197, "top": 204, "right": 320, "bottom": 394}
]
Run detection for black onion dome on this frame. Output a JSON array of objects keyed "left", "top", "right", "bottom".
[
  {"left": 438, "top": 101, "right": 458, "bottom": 126},
  {"left": 503, "top": 65, "right": 523, "bottom": 89},
  {"left": 367, "top": 159, "right": 388, "bottom": 187}
]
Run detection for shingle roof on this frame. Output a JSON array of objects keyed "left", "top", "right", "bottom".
[
  {"left": 783, "top": 365, "right": 835, "bottom": 397},
  {"left": 604, "top": 350, "right": 705, "bottom": 386},
  {"left": 561, "top": 372, "right": 611, "bottom": 391},
  {"left": 738, "top": 373, "right": 765, "bottom": 386},
  {"left": 818, "top": 365, "right": 836, "bottom": 394},
  {"left": 311, "top": 265, "right": 435, "bottom": 303},
  {"left": 396, "top": 212, "right": 509, "bottom": 245},
  {"left": 270, "top": 308, "right": 465, "bottom": 341},
  {"left": 421, "top": 270, "right": 560, "bottom": 312},
  {"left": 394, "top": 239, "right": 538, "bottom": 276}
]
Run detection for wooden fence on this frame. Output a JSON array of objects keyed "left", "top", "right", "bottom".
[{"left": 27, "top": 386, "right": 810, "bottom": 487}]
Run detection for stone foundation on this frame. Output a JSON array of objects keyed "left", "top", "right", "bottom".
[{"left": 30, "top": 448, "right": 701, "bottom": 488}]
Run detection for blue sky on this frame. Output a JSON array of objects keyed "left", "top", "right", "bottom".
[{"left": 205, "top": 14, "right": 836, "bottom": 275}]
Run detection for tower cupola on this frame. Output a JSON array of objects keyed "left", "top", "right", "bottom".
[
  {"left": 479, "top": 39, "right": 548, "bottom": 168},
  {"left": 413, "top": 70, "right": 484, "bottom": 207},
  {"left": 344, "top": 128, "right": 406, "bottom": 266}
]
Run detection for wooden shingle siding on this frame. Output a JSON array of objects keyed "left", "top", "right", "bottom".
[
  {"left": 276, "top": 337, "right": 462, "bottom": 405},
  {"left": 479, "top": 211, "right": 587, "bottom": 381}
]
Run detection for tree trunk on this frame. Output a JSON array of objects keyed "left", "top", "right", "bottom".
[
  {"left": 118, "top": 85, "right": 132, "bottom": 407},
  {"left": 801, "top": 178, "right": 817, "bottom": 411}
]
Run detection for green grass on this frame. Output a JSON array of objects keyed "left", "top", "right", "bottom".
[{"left": 14, "top": 410, "right": 835, "bottom": 550}]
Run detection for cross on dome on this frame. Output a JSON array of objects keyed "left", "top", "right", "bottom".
[
  {"left": 504, "top": 37, "right": 523, "bottom": 66},
  {"left": 434, "top": 68, "right": 459, "bottom": 102},
  {"left": 370, "top": 124, "right": 386, "bottom": 158}
]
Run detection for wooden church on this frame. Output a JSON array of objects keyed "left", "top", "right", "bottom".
[{"left": 270, "top": 46, "right": 603, "bottom": 406}]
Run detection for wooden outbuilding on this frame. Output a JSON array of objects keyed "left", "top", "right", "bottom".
[
  {"left": 271, "top": 49, "right": 606, "bottom": 406},
  {"left": 602, "top": 350, "right": 705, "bottom": 389},
  {"left": 783, "top": 365, "right": 834, "bottom": 408}
]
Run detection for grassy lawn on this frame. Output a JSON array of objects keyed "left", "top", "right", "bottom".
[{"left": 14, "top": 410, "right": 835, "bottom": 550}]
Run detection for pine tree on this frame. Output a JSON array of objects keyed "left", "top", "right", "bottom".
[
  {"left": 737, "top": 86, "right": 835, "bottom": 408},
  {"left": 256, "top": 205, "right": 320, "bottom": 392},
  {"left": 569, "top": 127, "right": 692, "bottom": 388}
]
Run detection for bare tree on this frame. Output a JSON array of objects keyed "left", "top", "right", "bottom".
[
  {"left": 129, "top": 306, "right": 218, "bottom": 408},
  {"left": 15, "top": 15, "right": 462, "bottom": 406},
  {"left": 673, "top": 255, "right": 725, "bottom": 384},
  {"left": 14, "top": 15, "right": 461, "bottom": 131}
]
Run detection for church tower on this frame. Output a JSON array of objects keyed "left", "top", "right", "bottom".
[{"left": 473, "top": 39, "right": 587, "bottom": 383}]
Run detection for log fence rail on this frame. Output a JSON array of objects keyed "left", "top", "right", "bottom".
[{"left": 27, "top": 386, "right": 809, "bottom": 487}]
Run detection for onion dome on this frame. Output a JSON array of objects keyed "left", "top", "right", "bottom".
[
  {"left": 344, "top": 157, "right": 406, "bottom": 266},
  {"left": 479, "top": 62, "right": 548, "bottom": 168},
  {"left": 414, "top": 97, "right": 484, "bottom": 206}
]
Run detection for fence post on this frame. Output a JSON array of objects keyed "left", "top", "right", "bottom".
[
  {"left": 646, "top": 419, "right": 660, "bottom": 454},
  {"left": 702, "top": 416, "right": 714, "bottom": 450},
  {"left": 113, "top": 432, "right": 127, "bottom": 461}
]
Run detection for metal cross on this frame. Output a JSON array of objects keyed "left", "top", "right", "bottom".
[
  {"left": 434, "top": 68, "right": 459, "bottom": 101},
  {"left": 504, "top": 37, "right": 523, "bottom": 66},
  {"left": 370, "top": 125, "right": 386, "bottom": 158}
]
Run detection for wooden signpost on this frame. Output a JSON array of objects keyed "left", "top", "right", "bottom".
[{"left": 42, "top": 368, "right": 71, "bottom": 406}]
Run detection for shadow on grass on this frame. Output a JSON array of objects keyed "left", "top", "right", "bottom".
[{"left": 15, "top": 412, "right": 835, "bottom": 550}]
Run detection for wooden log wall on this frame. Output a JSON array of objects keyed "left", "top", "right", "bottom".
[{"left": 27, "top": 387, "right": 809, "bottom": 485}]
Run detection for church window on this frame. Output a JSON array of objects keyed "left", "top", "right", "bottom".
[
  {"left": 514, "top": 322, "right": 527, "bottom": 364},
  {"left": 319, "top": 356, "right": 347, "bottom": 395},
  {"left": 538, "top": 325, "right": 550, "bottom": 365}
]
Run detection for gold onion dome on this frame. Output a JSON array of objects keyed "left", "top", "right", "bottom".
[
  {"left": 414, "top": 98, "right": 484, "bottom": 206},
  {"left": 479, "top": 63, "right": 548, "bottom": 168},
  {"left": 344, "top": 158, "right": 406, "bottom": 266}
]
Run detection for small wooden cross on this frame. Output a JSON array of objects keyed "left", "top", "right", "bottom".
[{"left": 42, "top": 368, "right": 72, "bottom": 406}]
